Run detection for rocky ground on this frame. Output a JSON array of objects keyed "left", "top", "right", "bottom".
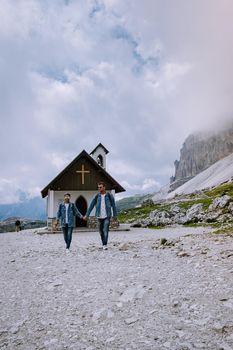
[{"left": 0, "top": 227, "right": 233, "bottom": 350}]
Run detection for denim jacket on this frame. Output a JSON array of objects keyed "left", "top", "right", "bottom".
[
  {"left": 86, "top": 192, "right": 117, "bottom": 218},
  {"left": 57, "top": 203, "right": 82, "bottom": 227}
]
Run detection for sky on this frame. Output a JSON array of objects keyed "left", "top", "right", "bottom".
[{"left": 0, "top": 0, "right": 233, "bottom": 204}]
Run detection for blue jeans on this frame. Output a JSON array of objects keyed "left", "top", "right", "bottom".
[
  {"left": 98, "top": 218, "right": 110, "bottom": 246},
  {"left": 62, "top": 224, "right": 73, "bottom": 249}
]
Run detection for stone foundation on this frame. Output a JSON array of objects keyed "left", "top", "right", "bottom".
[
  {"left": 48, "top": 216, "right": 120, "bottom": 232},
  {"left": 47, "top": 217, "right": 59, "bottom": 232},
  {"left": 87, "top": 216, "right": 119, "bottom": 229}
]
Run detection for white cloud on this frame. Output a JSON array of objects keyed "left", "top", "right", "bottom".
[
  {"left": 45, "top": 153, "right": 73, "bottom": 171},
  {"left": 0, "top": 179, "right": 21, "bottom": 204},
  {"left": 142, "top": 178, "right": 160, "bottom": 191},
  {"left": 121, "top": 178, "right": 160, "bottom": 193}
]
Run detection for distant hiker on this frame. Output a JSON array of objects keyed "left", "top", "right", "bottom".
[
  {"left": 57, "top": 193, "right": 84, "bottom": 252},
  {"left": 15, "top": 220, "right": 21, "bottom": 232},
  {"left": 84, "top": 182, "right": 117, "bottom": 250}
]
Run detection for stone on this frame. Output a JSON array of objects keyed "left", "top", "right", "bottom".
[
  {"left": 205, "top": 210, "right": 222, "bottom": 222},
  {"left": 116, "top": 302, "right": 123, "bottom": 308},
  {"left": 149, "top": 210, "right": 159, "bottom": 219},
  {"left": 10, "top": 326, "right": 19, "bottom": 334},
  {"left": 173, "top": 213, "right": 187, "bottom": 224},
  {"left": 228, "top": 202, "right": 233, "bottom": 213},
  {"left": 53, "top": 281, "right": 63, "bottom": 287},
  {"left": 107, "top": 310, "right": 115, "bottom": 318},
  {"left": 106, "top": 337, "right": 116, "bottom": 343},
  {"left": 160, "top": 238, "right": 168, "bottom": 245},
  {"left": 141, "top": 218, "right": 153, "bottom": 227},
  {"left": 92, "top": 308, "right": 106, "bottom": 321},
  {"left": 185, "top": 204, "right": 203, "bottom": 222},
  {"left": 119, "top": 243, "right": 130, "bottom": 251},
  {"left": 170, "top": 204, "right": 182, "bottom": 215},
  {"left": 149, "top": 309, "right": 157, "bottom": 315},
  {"left": 163, "top": 341, "right": 172, "bottom": 348},
  {"left": 177, "top": 251, "right": 190, "bottom": 257},
  {"left": 142, "top": 199, "right": 154, "bottom": 207},
  {"left": 172, "top": 300, "right": 180, "bottom": 307},
  {"left": 130, "top": 220, "right": 142, "bottom": 228},
  {"left": 119, "top": 285, "right": 146, "bottom": 302},
  {"left": 124, "top": 317, "right": 139, "bottom": 325},
  {"left": 209, "top": 195, "right": 231, "bottom": 210},
  {"left": 151, "top": 211, "right": 172, "bottom": 226}
]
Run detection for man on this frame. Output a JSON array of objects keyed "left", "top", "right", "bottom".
[
  {"left": 57, "top": 193, "right": 83, "bottom": 252},
  {"left": 84, "top": 182, "right": 117, "bottom": 250},
  {"left": 15, "top": 220, "right": 21, "bottom": 232}
]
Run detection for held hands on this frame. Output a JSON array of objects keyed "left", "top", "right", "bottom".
[{"left": 83, "top": 216, "right": 87, "bottom": 221}]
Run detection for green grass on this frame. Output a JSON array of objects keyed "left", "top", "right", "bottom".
[
  {"left": 178, "top": 198, "right": 213, "bottom": 210},
  {"left": 148, "top": 225, "right": 166, "bottom": 230},
  {"left": 204, "top": 181, "right": 233, "bottom": 198},
  {"left": 212, "top": 225, "right": 233, "bottom": 235},
  {"left": 118, "top": 205, "right": 156, "bottom": 223},
  {"left": 118, "top": 203, "right": 171, "bottom": 223},
  {"left": 183, "top": 222, "right": 222, "bottom": 228}
]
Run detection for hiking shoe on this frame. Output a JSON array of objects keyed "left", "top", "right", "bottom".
[{"left": 103, "top": 245, "right": 108, "bottom": 250}]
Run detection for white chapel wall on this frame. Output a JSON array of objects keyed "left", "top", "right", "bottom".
[{"left": 52, "top": 190, "right": 97, "bottom": 217}]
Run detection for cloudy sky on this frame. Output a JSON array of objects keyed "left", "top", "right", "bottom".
[{"left": 0, "top": 0, "right": 233, "bottom": 204}]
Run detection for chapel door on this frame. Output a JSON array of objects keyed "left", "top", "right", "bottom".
[{"left": 75, "top": 196, "right": 87, "bottom": 227}]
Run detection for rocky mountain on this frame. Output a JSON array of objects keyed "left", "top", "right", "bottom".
[
  {"left": 167, "top": 152, "right": 233, "bottom": 199},
  {"left": 170, "top": 123, "right": 233, "bottom": 191}
]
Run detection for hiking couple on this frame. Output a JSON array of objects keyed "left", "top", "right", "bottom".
[{"left": 56, "top": 182, "right": 117, "bottom": 252}]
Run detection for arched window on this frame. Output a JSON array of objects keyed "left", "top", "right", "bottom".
[{"left": 97, "top": 154, "right": 103, "bottom": 167}]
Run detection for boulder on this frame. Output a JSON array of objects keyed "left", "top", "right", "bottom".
[
  {"left": 170, "top": 204, "right": 183, "bottom": 215},
  {"left": 141, "top": 218, "right": 153, "bottom": 227},
  {"left": 142, "top": 199, "right": 154, "bottom": 207},
  {"left": 149, "top": 210, "right": 159, "bottom": 219},
  {"left": 208, "top": 195, "right": 231, "bottom": 210},
  {"left": 130, "top": 220, "right": 142, "bottom": 228},
  {"left": 185, "top": 203, "right": 204, "bottom": 222},
  {"left": 228, "top": 202, "right": 233, "bottom": 214},
  {"left": 151, "top": 211, "right": 172, "bottom": 226},
  {"left": 205, "top": 210, "right": 222, "bottom": 223},
  {"left": 217, "top": 213, "right": 233, "bottom": 223},
  {"left": 173, "top": 213, "right": 187, "bottom": 224}
]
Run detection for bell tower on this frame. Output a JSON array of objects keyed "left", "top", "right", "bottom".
[{"left": 90, "top": 143, "right": 109, "bottom": 170}]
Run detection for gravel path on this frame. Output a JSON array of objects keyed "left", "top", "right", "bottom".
[{"left": 0, "top": 227, "right": 233, "bottom": 350}]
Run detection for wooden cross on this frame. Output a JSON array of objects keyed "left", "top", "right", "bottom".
[{"left": 76, "top": 164, "right": 90, "bottom": 185}]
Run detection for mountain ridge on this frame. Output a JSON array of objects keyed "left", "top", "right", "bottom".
[{"left": 0, "top": 196, "right": 46, "bottom": 221}]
